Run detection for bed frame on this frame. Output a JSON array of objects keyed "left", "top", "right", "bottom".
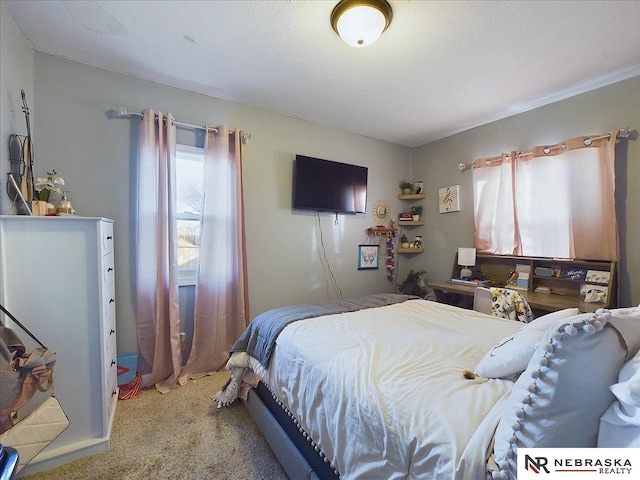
[{"left": 242, "top": 382, "right": 339, "bottom": 480}]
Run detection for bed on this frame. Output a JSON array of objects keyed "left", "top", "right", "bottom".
[{"left": 214, "top": 294, "right": 640, "bottom": 479}]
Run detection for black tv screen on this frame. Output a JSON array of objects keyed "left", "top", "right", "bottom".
[{"left": 292, "top": 155, "right": 367, "bottom": 214}]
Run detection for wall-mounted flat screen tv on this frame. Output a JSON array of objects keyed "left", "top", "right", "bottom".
[{"left": 292, "top": 155, "right": 368, "bottom": 214}]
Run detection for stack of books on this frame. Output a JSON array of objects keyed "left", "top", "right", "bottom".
[{"left": 510, "top": 263, "right": 530, "bottom": 290}]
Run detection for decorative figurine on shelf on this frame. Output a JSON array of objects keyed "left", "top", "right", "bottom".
[
  {"left": 414, "top": 235, "right": 422, "bottom": 249},
  {"left": 506, "top": 270, "right": 519, "bottom": 287}
]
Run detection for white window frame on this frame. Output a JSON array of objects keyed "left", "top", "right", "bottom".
[{"left": 176, "top": 144, "right": 205, "bottom": 286}]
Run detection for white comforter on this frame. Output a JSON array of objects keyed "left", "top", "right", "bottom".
[{"left": 228, "top": 299, "right": 523, "bottom": 479}]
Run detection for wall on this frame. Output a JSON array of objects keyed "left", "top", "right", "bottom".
[
  {"left": 4, "top": 7, "right": 637, "bottom": 359},
  {"left": 0, "top": 0, "right": 34, "bottom": 215},
  {"left": 411, "top": 76, "right": 640, "bottom": 308},
  {"left": 28, "top": 53, "right": 411, "bottom": 355}
]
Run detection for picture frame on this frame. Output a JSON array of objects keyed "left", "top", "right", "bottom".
[
  {"left": 439, "top": 185, "right": 460, "bottom": 213},
  {"left": 562, "top": 267, "right": 587, "bottom": 281},
  {"left": 586, "top": 270, "right": 610, "bottom": 284},
  {"left": 358, "top": 244, "right": 379, "bottom": 270}
]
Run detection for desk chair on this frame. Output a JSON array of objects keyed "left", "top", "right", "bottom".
[
  {"left": 472, "top": 287, "right": 493, "bottom": 315},
  {"left": 474, "top": 286, "right": 533, "bottom": 323}
]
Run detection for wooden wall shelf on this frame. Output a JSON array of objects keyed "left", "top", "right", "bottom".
[
  {"left": 398, "top": 194, "right": 426, "bottom": 200},
  {"left": 397, "top": 191, "right": 425, "bottom": 256},
  {"left": 367, "top": 227, "right": 396, "bottom": 236},
  {"left": 397, "top": 247, "right": 424, "bottom": 254}
]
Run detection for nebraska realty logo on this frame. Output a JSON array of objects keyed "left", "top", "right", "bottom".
[{"left": 518, "top": 449, "right": 640, "bottom": 479}]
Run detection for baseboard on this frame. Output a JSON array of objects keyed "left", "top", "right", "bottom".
[{"left": 17, "top": 437, "right": 110, "bottom": 478}]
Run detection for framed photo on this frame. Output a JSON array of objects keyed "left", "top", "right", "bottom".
[
  {"left": 439, "top": 185, "right": 460, "bottom": 213},
  {"left": 562, "top": 267, "right": 587, "bottom": 281},
  {"left": 358, "top": 244, "right": 379, "bottom": 270},
  {"left": 586, "top": 270, "right": 610, "bottom": 284},
  {"left": 413, "top": 181, "right": 424, "bottom": 195}
]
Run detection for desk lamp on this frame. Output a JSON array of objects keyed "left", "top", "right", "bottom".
[{"left": 458, "top": 247, "right": 476, "bottom": 280}]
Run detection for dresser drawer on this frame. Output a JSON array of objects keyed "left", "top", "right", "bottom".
[
  {"left": 101, "top": 221, "right": 114, "bottom": 254},
  {"left": 102, "top": 251, "right": 115, "bottom": 286},
  {"left": 107, "top": 380, "right": 118, "bottom": 419},
  {"left": 105, "top": 313, "right": 116, "bottom": 348},
  {"left": 106, "top": 348, "right": 118, "bottom": 402},
  {"left": 103, "top": 282, "right": 116, "bottom": 323}
]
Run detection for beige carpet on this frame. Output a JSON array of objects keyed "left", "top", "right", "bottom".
[{"left": 21, "top": 371, "right": 288, "bottom": 480}]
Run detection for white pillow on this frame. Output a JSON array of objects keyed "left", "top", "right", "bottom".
[
  {"left": 492, "top": 310, "right": 634, "bottom": 480},
  {"left": 603, "top": 307, "right": 640, "bottom": 426},
  {"left": 474, "top": 308, "right": 580, "bottom": 378},
  {"left": 609, "top": 370, "right": 640, "bottom": 425},
  {"left": 605, "top": 305, "right": 640, "bottom": 359}
]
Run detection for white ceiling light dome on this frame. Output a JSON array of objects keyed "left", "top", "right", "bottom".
[{"left": 331, "top": 0, "right": 393, "bottom": 48}]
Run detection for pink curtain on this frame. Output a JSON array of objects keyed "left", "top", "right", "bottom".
[
  {"left": 517, "top": 133, "right": 618, "bottom": 259},
  {"left": 136, "top": 109, "right": 183, "bottom": 393},
  {"left": 178, "top": 126, "right": 249, "bottom": 383},
  {"left": 473, "top": 131, "right": 618, "bottom": 260},
  {"left": 473, "top": 153, "right": 520, "bottom": 255}
]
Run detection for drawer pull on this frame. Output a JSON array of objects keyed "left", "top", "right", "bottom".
[
  {"left": 107, "top": 236, "right": 113, "bottom": 240},
  {"left": 110, "top": 329, "right": 115, "bottom": 335},
  {"left": 107, "top": 267, "right": 113, "bottom": 272},
  {"left": 111, "top": 360, "right": 116, "bottom": 366},
  {"left": 109, "top": 298, "right": 115, "bottom": 303},
  {"left": 112, "top": 390, "right": 117, "bottom": 396}
]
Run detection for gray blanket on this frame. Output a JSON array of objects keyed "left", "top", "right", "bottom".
[{"left": 230, "top": 293, "right": 417, "bottom": 367}]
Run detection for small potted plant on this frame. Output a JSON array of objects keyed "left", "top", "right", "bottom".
[
  {"left": 398, "top": 269, "right": 428, "bottom": 298},
  {"left": 399, "top": 181, "right": 412, "bottom": 195},
  {"left": 34, "top": 169, "right": 65, "bottom": 215},
  {"left": 400, "top": 234, "right": 409, "bottom": 248},
  {"left": 410, "top": 205, "right": 423, "bottom": 221}
]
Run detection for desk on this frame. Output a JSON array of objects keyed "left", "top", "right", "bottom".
[{"left": 428, "top": 280, "right": 606, "bottom": 313}]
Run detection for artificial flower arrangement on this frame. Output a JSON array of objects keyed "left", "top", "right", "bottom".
[{"left": 35, "top": 170, "right": 65, "bottom": 203}]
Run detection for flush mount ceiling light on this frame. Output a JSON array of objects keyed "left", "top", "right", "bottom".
[{"left": 330, "top": 0, "right": 393, "bottom": 48}]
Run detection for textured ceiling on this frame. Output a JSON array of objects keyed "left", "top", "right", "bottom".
[{"left": 5, "top": 0, "right": 640, "bottom": 147}]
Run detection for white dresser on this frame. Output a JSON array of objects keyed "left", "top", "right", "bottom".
[{"left": 0, "top": 216, "right": 118, "bottom": 474}]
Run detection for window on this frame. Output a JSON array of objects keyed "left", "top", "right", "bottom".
[
  {"left": 472, "top": 134, "right": 617, "bottom": 261},
  {"left": 176, "top": 144, "right": 205, "bottom": 285}
]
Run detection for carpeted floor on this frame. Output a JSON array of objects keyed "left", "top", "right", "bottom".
[{"left": 21, "top": 371, "right": 288, "bottom": 480}]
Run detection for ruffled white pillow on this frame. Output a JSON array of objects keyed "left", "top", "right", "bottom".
[
  {"left": 610, "top": 371, "right": 640, "bottom": 424},
  {"left": 474, "top": 308, "right": 581, "bottom": 378},
  {"left": 606, "top": 309, "right": 640, "bottom": 426}
]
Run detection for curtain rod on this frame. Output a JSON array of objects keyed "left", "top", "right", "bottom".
[
  {"left": 458, "top": 127, "right": 633, "bottom": 172},
  {"left": 111, "top": 106, "right": 251, "bottom": 144}
]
